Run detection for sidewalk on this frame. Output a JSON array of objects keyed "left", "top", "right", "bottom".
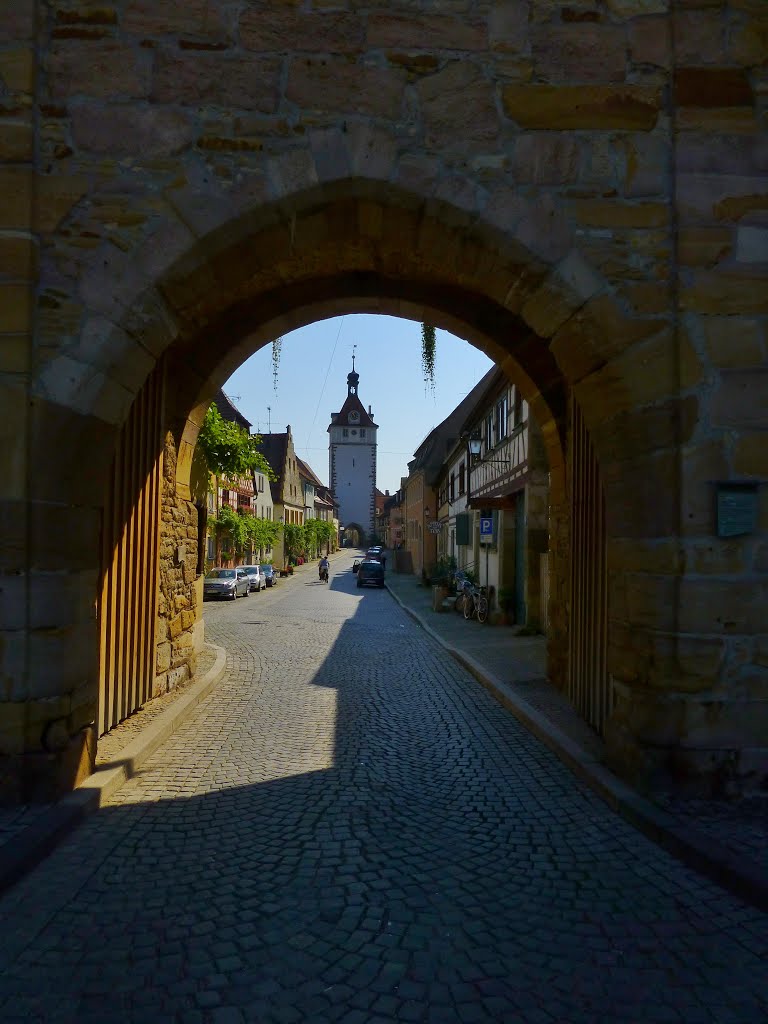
[
  {"left": 1, "top": 551, "right": 765, "bottom": 911},
  {"left": 384, "top": 569, "right": 768, "bottom": 913}
]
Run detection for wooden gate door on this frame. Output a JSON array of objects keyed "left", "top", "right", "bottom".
[
  {"left": 97, "top": 362, "right": 165, "bottom": 736},
  {"left": 567, "top": 399, "right": 611, "bottom": 734}
]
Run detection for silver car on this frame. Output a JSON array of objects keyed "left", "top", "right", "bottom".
[
  {"left": 238, "top": 564, "right": 265, "bottom": 592},
  {"left": 203, "top": 567, "right": 250, "bottom": 600}
]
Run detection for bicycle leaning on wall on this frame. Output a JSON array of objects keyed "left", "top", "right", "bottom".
[{"left": 463, "top": 582, "right": 489, "bottom": 623}]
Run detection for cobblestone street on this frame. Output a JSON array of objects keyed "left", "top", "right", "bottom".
[{"left": 0, "top": 561, "right": 766, "bottom": 1023}]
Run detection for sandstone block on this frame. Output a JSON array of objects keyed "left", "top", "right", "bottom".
[
  {"left": 733, "top": 434, "right": 768, "bottom": 477},
  {"left": 702, "top": 316, "right": 764, "bottom": 367},
  {"left": 0, "top": 122, "right": 33, "bottom": 162},
  {"left": 0, "top": 169, "right": 31, "bottom": 230},
  {"left": 26, "top": 623, "right": 97, "bottom": 701},
  {"left": 678, "top": 227, "right": 732, "bottom": 267},
  {"left": 736, "top": 226, "right": 768, "bottom": 264},
  {"left": 242, "top": 9, "right": 362, "bottom": 52},
  {"left": 488, "top": 2, "right": 529, "bottom": 53},
  {"left": 531, "top": 24, "right": 626, "bottom": 83},
  {"left": 674, "top": 10, "right": 726, "bottom": 65},
  {"left": 165, "top": 664, "right": 189, "bottom": 691},
  {"left": 710, "top": 369, "right": 768, "bottom": 429},
  {"left": 417, "top": 62, "right": 499, "bottom": 150},
  {"left": 0, "top": 284, "right": 32, "bottom": 333},
  {"left": 674, "top": 68, "right": 753, "bottom": 108},
  {"left": 35, "top": 173, "right": 90, "bottom": 232},
  {"left": 369, "top": 13, "right": 485, "bottom": 51},
  {"left": 679, "top": 578, "right": 768, "bottom": 635},
  {"left": 569, "top": 199, "right": 668, "bottom": 229},
  {"left": 0, "top": 46, "right": 34, "bottom": 92},
  {"left": 125, "top": 0, "right": 227, "bottom": 38},
  {"left": 629, "top": 15, "right": 670, "bottom": 69},
  {"left": 0, "top": 233, "right": 35, "bottom": 278},
  {"left": 0, "top": 700, "right": 27, "bottom": 755},
  {"left": 608, "top": 0, "right": 666, "bottom": 16},
  {"left": 681, "top": 699, "right": 768, "bottom": 750},
  {"left": 46, "top": 41, "right": 149, "bottom": 99},
  {"left": 71, "top": 102, "right": 195, "bottom": 157},
  {"left": 623, "top": 133, "right": 669, "bottom": 198},
  {"left": 156, "top": 641, "right": 171, "bottom": 674},
  {"left": 502, "top": 85, "right": 661, "bottom": 130},
  {"left": 153, "top": 53, "right": 280, "bottom": 112},
  {"left": 513, "top": 132, "right": 579, "bottom": 184},
  {"left": 287, "top": 60, "right": 406, "bottom": 120},
  {"left": 682, "top": 273, "right": 768, "bottom": 315},
  {"left": 602, "top": 449, "right": 679, "bottom": 538},
  {"left": 0, "top": 1, "right": 34, "bottom": 43},
  {"left": 680, "top": 441, "right": 729, "bottom": 535},
  {"left": 344, "top": 122, "right": 398, "bottom": 181},
  {"left": 168, "top": 613, "right": 183, "bottom": 639}
]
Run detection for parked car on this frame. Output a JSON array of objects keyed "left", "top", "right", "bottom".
[
  {"left": 203, "top": 567, "right": 250, "bottom": 600},
  {"left": 238, "top": 564, "right": 265, "bottom": 592},
  {"left": 356, "top": 559, "right": 385, "bottom": 588},
  {"left": 365, "top": 547, "right": 383, "bottom": 561},
  {"left": 260, "top": 564, "right": 277, "bottom": 587}
]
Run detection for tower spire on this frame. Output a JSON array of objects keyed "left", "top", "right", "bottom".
[{"left": 347, "top": 345, "right": 359, "bottom": 396}]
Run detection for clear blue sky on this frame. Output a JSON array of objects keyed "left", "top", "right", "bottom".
[{"left": 224, "top": 315, "right": 493, "bottom": 495}]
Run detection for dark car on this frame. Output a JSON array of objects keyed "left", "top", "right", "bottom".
[
  {"left": 356, "top": 559, "right": 385, "bottom": 588},
  {"left": 260, "top": 564, "right": 277, "bottom": 587}
]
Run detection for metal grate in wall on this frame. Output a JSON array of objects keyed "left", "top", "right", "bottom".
[
  {"left": 97, "top": 361, "right": 165, "bottom": 736},
  {"left": 567, "top": 398, "right": 611, "bottom": 734}
]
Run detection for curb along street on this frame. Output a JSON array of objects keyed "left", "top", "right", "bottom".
[{"left": 384, "top": 578, "right": 768, "bottom": 914}]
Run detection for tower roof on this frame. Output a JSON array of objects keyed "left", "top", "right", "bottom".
[{"left": 329, "top": 361, "right": 377, "bottom": 430}]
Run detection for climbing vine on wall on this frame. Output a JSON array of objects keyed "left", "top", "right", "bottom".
[
  {"left": 421, "top": 323, "right": 436, "bottom": 392},
  {"left": 272, "top": 337, "right": 282, "bottom": 392}
]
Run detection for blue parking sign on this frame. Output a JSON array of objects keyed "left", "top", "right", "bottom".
[{"left": 479, "top": 516, "right": 493, "bottom": 537}]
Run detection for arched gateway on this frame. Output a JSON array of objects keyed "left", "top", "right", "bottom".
[{"left": 2, "top": 4, "right": 765, "bottom": 800}]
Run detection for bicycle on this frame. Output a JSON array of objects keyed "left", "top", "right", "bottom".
[
  {"left": 463, "top": 583, "right": 489, "bottom": 623},
  {"left": 452, "top": 572, "right": 473, "bottom": 616}
]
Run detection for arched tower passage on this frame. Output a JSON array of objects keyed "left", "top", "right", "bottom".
[
  {"left": 11, "top": 181, "right": 695, "bottom": 802},
  {"left": 7, "top": 0, "right": 768, "bottom": 798}
]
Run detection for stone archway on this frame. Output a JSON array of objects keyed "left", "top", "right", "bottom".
[
  {"left": 342, "top": 524, "right": 366, "bottom": 550},
  {"left": 4, "top": 4, "right": 766, "bottom": 800}
]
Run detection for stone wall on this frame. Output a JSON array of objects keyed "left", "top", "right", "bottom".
[
  {"left": 156, "top": 433, "right": 200, "bottom": 698},
  {"left": 1, "top": 1, "right": 765, "bottom": 798}
]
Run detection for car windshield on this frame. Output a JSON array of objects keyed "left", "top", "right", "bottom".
[
  {"left": 207, "top": 569, "right": 235, "bottom": 579},
  {"left": 260, "top": 566, "right": 272, "bottom": 573},
  {"left": 243, "top": 567, "right": 258, "bottom": 574}
]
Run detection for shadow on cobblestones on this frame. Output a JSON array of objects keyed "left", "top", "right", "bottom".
[{"left": 0, "top": 563, "right": 766, "bottom": 1024}]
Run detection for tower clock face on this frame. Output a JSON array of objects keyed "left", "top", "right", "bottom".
[{"left": 348, "top": 411, "right": 360, "bottom": 424}]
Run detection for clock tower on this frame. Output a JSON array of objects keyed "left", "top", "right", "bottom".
[{"left": 328, "top": 360, "right": 378, "bottom": 546}]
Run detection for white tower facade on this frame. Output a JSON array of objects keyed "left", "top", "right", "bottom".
[{"left": 328, "top": 364, "right": 378, "bottom": 545}]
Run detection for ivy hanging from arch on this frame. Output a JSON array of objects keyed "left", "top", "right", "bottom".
[
  {"left": 421, "top": 323, "right": 436, "bottom": 392},
  {"left": 272, "top": 337, "right": 283, "bottom": 392}
]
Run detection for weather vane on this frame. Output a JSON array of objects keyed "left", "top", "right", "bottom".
[{"left": 352, "top": 343, "right": 357, "bottom": 372}]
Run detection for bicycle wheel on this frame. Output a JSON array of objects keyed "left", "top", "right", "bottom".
[
  {"left": 454, "top": 592, "right": 465, "bottom": 614},
  {"left": 476, "top": 596, "right": 489, "bottom": 623},
  {"left": 463, "top": 594, "right": 474, "bottom": 620}
]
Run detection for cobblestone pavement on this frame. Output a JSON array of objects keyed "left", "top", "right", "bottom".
[{"left": 0, "top": 557, "right": 766, "bottom": 1023}]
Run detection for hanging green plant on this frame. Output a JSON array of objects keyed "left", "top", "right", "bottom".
[
  {"left": 272, "top": 337, "right": 283, "bottom": 393},
  {"left": 421, "top": 323, "right": 436, "bottom": 391}
]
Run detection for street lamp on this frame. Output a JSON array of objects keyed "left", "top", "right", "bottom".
[{"left": 467, "top": 427, "right": 482, "bottom": 462}]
